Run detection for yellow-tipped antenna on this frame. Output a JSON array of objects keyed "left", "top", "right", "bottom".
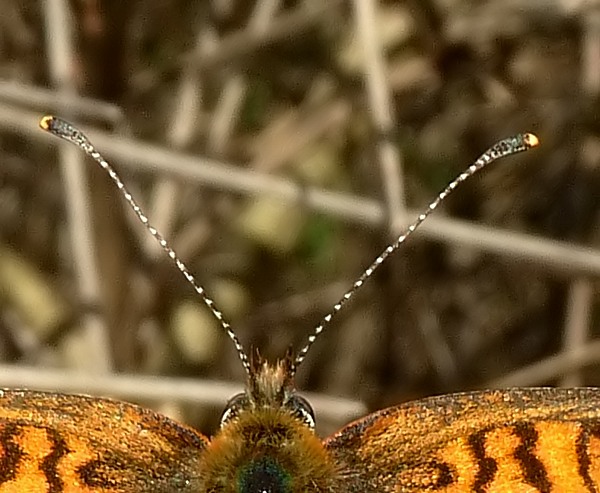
[
  {"left": 293, "top": 132, "right": 539, "bottom": 372},
  {"left": 40, "top": 115, "right": 252, "bottom": 376}
]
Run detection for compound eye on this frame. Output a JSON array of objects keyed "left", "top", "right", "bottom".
[
  {"left": 286, "top": 394, "right": 315, "bottom": 430},
  {"left": 220, "top": 392, "right": 248, "bottom": 428}
]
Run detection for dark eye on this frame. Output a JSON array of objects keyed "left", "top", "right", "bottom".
[
  {"left": 286, "top": 394, "right": 315, "bottom": 430},
  {"left": 220, "top": 392, "right": 248, "bottom": 427}
]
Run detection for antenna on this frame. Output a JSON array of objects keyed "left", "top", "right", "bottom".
[
  {"left": 293, "top": 133, "right": 539, "bottom": 371},
  {"left": 39, "top": 115, "right": 252, "bottom": 376}
]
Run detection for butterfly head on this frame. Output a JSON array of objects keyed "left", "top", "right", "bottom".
[
  {"left": 202, "top": 352, "right": 338, "bottom": 492},
  {"left": 220, "top": 350, "right": 316, "bottom": 431}
]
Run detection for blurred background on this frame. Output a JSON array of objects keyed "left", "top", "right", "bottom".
[{"left": 0, "top": 0, "right": 598, "bottom": 435}]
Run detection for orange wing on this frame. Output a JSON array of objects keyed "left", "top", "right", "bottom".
[
  {"left": 0, "top": 390, "right": 208, "bottom": 493},
  {"left": 324, "top": 388, "right": 600, "bottom": 492}
]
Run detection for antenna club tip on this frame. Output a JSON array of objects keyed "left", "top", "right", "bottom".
[
  {"left": 39, "top": 115, "right": 55, "bottom": 131},
  {"left": 524, "top": 133, "right": 540, "bottom": 148}
]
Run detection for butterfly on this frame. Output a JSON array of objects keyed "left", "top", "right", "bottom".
[{"left": 6, "top": 119, "right": 592, "bottom": 493}]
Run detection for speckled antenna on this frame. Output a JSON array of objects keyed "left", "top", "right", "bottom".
[
  {"left": 39, "top": 115, "right": 252, "bottom": 376},
  {"left": 292, "top": 132, "right": 539, "bottom": 372}
]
